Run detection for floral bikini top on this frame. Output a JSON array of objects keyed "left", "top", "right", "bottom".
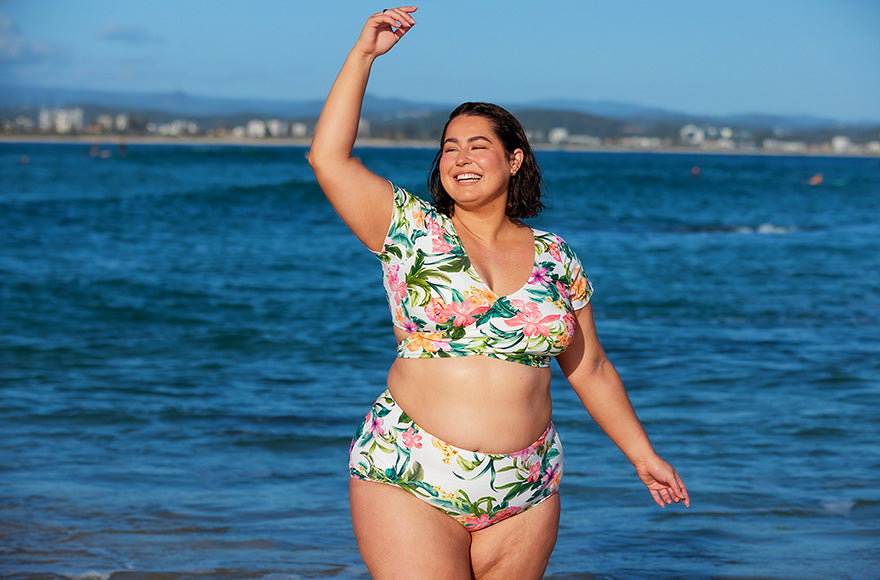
[{"left": 375, "top": 184, "right": 593, "bottom": 368}]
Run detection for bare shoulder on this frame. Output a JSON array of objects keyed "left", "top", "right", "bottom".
[{"left": 310, "top": 156, "right": 394, "bottom": 252}]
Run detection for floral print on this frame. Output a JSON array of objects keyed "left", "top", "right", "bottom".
[
  {"left": 349, "top": 390, "right": 564, "bottom": 531},
  {"left": 375, "top": 184, "right": 593, "bottom": 367}
]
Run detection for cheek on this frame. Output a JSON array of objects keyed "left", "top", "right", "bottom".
[
  {"left": 438, "top": 155, "right": 455, "bottom": 188},
  {"left": 438, "top": 153, "right": 454, "bottom": 172}
]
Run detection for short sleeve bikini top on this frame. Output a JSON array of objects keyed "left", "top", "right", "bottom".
[{"left": 374, "top": 184, "right": 593, "bottom": 368}]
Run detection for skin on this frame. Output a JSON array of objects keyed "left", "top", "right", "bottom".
[{"left": 309, "top": 7, "right": 689, "bottom": 579}]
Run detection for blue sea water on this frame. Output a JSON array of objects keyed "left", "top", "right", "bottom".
[{"left": 2, "top": 142, "right": 879, "bottom": 580}]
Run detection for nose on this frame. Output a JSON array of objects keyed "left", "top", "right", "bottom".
[{"left": 454, "top": 149, "right": 471, "bottom": 165}]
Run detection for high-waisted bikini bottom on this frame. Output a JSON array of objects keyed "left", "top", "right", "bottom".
[{"left": 349, "top": 389, "right": 563, "bottom": 531}]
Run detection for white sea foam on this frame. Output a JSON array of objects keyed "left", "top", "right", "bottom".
[
  {"left": 733, "top": 223, "right": 796, "bottom": 234},
  {"left": 69, "top": 572, "right": 111, "bottom": 580},
  {"left": 822, "top": 500, "right": 856, "bottom": 516},
  {"left": 757, "top": 223, "right": 794, "bottom": 234}
]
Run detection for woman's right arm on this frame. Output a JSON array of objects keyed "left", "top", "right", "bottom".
[{"left": 308, "top": 7, "right": 417, "bottom": 252}]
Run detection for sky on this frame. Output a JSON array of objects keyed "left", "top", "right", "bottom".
[{"left": 1, "top": 0, "right": 879, "bottom": 122}]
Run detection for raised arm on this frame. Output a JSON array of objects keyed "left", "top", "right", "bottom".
[
  {"left": 556, "top": 304, "right": 690, "bottom": 508},
  {"left": 308, "top": 7, "right": 417, "bottom": 252}
]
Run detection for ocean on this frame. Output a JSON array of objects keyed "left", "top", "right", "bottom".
[{"left": 2, "top": 142, "right": 879, "bottom": 579}]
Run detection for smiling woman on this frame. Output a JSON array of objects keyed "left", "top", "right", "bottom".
[{"left": 307, "top": 6, "right": 689, "bottom": 579}]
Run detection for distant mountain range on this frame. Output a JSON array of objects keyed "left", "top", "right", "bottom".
[
  {"left": 1, "top": 85, "right": 875, "bottom": 131},
  {"left": 520, "top": 98, "right": 862, "bottom": 130}
]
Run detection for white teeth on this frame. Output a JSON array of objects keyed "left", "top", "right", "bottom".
[{"left": 456, "top": 173, "right": 481, "bottom": 182}]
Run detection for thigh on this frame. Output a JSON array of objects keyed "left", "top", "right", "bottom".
[
  {"left": 469, "top": 493, "right": 561, "bottom": 580},
  {"left": 350, "top": 478, "right": 473, "bottom": 580}
]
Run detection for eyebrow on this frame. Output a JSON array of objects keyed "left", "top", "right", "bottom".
[{"left": 442, "top": 135, "right": 493, "bottom": 146}]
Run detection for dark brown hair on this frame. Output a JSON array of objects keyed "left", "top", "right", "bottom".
[{"left": 428, "top": 102, "right": 545, "bottom": 219}]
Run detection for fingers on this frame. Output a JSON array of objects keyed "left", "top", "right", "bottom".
[
  {"left": 647, "top": 469, "right": 690, "bottom": 508},
  {"left": 376, "top": 6, "right": 417, "bottom": 28},
  {"left": 382, "top": 6, "right": 418, "bottom": 17},
  {"left": 372, "top": 7, "right": 416, "bottom": 41},
  {"left": 356, "top": 6, "right": 417, "bottom": 56},
  {"left": 650, "top": 488, "right": 668, "bottom": 508},
  {"left": 675, "top": 471, "right": 690, "bottom": 507},
  {"left": 650, "top": 486, "right": 676, "bottom": 507}
]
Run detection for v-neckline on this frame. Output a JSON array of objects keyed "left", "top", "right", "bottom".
[{"left": 447, "top": 218, "right": 538, "bottom": 300}]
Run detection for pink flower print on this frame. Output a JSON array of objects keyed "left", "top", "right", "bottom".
[
  {"left": 367, "top": 414, "right": 385, "bottom": 438},
  {"left": 555, "top": 310, "right": 577, "bottom": 348},
  {"left": 542, "top": 464, "right": 561, "bottom": 489},
  {"left": 402, "top": 426, "right": 422, "bottom": 449},
  {"left": 431, "top": 336, "right": 452, "bottom": 352},
  {"left": 463, "top": 507, "right": 524, "bottom": 530},
  {"left": 432, "top": 236, "right": 453, "bottom": 253},
  {"left": 425, "top": 298, "right": 450, "bottom": 324},
  {"left": 528, "top": 266, "right": 550, "bottom": 285},
  {"left": 426, "top": 218, "right": 454, "bottom": 253},
  {"left": 504, "top": 302, "right": 561, "bottom": 338},
  {"left": 440, "top": 300, "right": 490, "bottom": 327},
  {"left": 556, "top": 280, "right": 567, "bottom": 300},
  {"left": 509, "top": 442, "right": 539, "bottom": 459},
  {"left": 461, "top": 513, "right": 491, "bottom": 530},
  {"left": 527, "top": 462, "right": 542, "bottom": 482},
  {"left": 548, "top": 242, "right": 562, "bottom": 261},
  {"left": 426, "top": 217, "right": 441, "bottom": 234},
  {"left": 490, "top": 506, "right": 523, "bottom": 523},
  {"left": 387, "top": 265, "right": 407, "bottom": 304},
  {"left": 401, "top": 318, "right": 419, "bottom": 333}
]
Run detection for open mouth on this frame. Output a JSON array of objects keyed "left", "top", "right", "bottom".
[{"left": 455, "top": 172, "right": 482, "bottom": 183}]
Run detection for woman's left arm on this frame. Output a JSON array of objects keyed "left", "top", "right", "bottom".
[{"left": 556, "top": 304, "right": 690, "bottom": 507}]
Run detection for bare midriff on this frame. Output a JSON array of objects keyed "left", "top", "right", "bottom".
[{"left": 387, "top": 329, "right": 553, "bottom": 455}]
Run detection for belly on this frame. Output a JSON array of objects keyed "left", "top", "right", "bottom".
[{"left": 386, "top": 356, "right": 553, "bottom": 454}]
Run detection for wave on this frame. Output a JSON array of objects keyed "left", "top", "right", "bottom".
[
  {"left": 735, "top": 223, "right": 797, "bottom": 235},
  {"left": 671, "top": 223, "right": 799, "bottom": 235}
]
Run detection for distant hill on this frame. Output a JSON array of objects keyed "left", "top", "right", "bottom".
[
  {"left": 0, "top": 85, "right": 449, "bottom": 119},
  {"left": 517, "top": 98, "right": 870, "bottom": 130},
  {"left": 522, "top": 98, "right": 685, "bottom": 122},
  {"left": 0, "top": 85, "right": 880, "bottom": 139}
]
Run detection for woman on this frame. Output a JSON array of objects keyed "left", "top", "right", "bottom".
[{"left": 308, "top": 7, "right": 689, "bottom": 578}]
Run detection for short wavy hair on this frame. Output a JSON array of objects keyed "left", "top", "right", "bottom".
[{"left": 428, "top": 102, "right": 545, "bottom": 219}]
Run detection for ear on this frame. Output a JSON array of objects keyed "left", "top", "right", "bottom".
[{"left": 510, "top": 148, "right": 525, "bottom": 175}]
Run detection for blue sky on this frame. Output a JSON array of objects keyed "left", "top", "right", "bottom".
[{"left": 2, "top": 0, "right": 879, "bottom": 121}]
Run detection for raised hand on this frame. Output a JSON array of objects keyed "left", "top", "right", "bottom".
[{"left": 354, "top": 6, "right": 418, "bottom": 58}]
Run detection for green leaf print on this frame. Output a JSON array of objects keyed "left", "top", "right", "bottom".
[
  {"left": 455, "top": 454, "right": 487, "bottom": 473},
  {"left": 405, "top": 251, "right": 453, "bottom": 306},
  {"left": 447, "top": 325, "right": 466, "bottom": 341},
  {"left": 437, "top": 254, "right": 471, "bottom": 274},
  {"left": 401, "top": 460, "right": 424, "bottom": 483},
  {"left": 470, "top": 494, "right": 505, "bottom": 515},
  {"left": 489, "top": 297, "right": 520, "bottom": 319}
]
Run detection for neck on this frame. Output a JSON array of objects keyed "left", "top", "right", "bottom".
[
  {"left": 452, "top": 196, "right": 521, "bottom": 240},
  {"left": 452, "top": 209, "right": 521, "bottom": 244}
]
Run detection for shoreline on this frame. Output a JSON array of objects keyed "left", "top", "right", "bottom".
[{"left": 1, "top": 134, "right": 877, "bottom": 158}]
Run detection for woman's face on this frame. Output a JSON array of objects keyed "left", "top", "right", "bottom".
[{"left": 438, "top": 115, "right": 523, "bottom": 213}]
